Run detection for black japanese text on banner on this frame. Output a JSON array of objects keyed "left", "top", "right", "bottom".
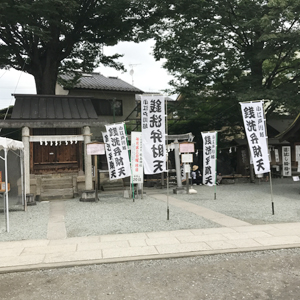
[
  {"left": 141, "top": 95, "right": 166, "bottom": 174},
  {"left": 102, "top": 132, "right": 114, "bottom": 180},
  {"left": 201, "top": 131, "right": 217, "bottom": 186},
  {"left": 105, "top": 123, "right": 131, "bottom": 180},
  {"left": 131, "top": 131, "right": 143, "bottom": 183},
  {"left": 240, "top": 102, "right": 270, "bottom": 174},
  {"left": 282, "top": 146, "right": 291, "bottom": 176}
]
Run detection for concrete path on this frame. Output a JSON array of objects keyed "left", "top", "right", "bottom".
[
  {"left": 47, "top": 201, "right": 67, "bottom": 240},
  {"left": 151, "top": 194, "right": 251, "bottom": 227},
  {"left": 1, "top": 195, "right": 300, "bottom": 273}
]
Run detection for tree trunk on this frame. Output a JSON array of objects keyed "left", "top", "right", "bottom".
[
  {"left": 27, "top": 43, "right": 61, "bottom": 95},
  {"left": 249, "top": 39, "right": 264, "bottom": 89},
  {"left": 33, "top": 61, "right": 59, "bottom": 95}
]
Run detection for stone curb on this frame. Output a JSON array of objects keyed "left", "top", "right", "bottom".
[{"left": 1, "top": 243, "right": 300, "bottom": 274}]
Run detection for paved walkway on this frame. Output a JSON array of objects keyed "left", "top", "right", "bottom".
[{"left": 1, "top": 194, "right": 300, "bottom": 273}]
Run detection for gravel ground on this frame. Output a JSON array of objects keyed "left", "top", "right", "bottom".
[
  {"left": 1, "top": 248, "right": 300, "bottom": 299},
  {"left": 174, "top": 177, "right": 300, "bottom": 224},
  {"left": 0, "top": 201, "right": 49, "bottom": 241},
  {"left": 64, "top": 193, "right": 220, "bottom": 238},
  {"left": 0, "top": 177, "right": 299, "bottom": 242}
]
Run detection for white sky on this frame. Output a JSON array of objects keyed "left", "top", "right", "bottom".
[{"left": 0, "top": 40, "right": 175, "bottom": 110}]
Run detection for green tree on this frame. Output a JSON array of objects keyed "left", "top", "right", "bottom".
[
  {"left": 151, "top": 0, "right": 300, "bottom": 124},
  {"left": 0, "top": 0, "right": 160, "bottom": 94}
]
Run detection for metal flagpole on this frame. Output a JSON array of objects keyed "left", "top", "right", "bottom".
[
  {"left": 165, "top": 96, "right": 170, "bottom": 220},
  {"left": 262, "top": 103, "right": 274, "bottom": 215},
  {"left": 4, "top": 148, "right": 9, "bottom": 232}
]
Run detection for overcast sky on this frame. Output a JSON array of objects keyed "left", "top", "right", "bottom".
[{"left": 0, "top": 40, "right": 175, "bottom": 110}]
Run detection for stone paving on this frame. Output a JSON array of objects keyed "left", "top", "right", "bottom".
[{"left": 1, "top": 193, "right": 300, "bottom": 273}]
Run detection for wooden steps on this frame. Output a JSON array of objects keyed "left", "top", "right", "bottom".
[{"left": 38, "top": 174, "right": 75, "bottom": 200}]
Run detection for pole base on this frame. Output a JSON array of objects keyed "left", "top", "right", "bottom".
[
  {"left": 80, "top": 190, "right": 97, "bottom": 202},
  {"left": 173, "top": 187, "right": 187, "bottom": 194},
  {"left": 26, "top": 193, "right": 36, "bottom": 206}
]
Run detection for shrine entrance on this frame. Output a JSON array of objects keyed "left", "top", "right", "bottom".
[{"left": 31, "top": 128, "right": 83, "bottom": 174}]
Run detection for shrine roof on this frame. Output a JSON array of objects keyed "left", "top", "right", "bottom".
[
  {"left": 11, "top": 95, "right": 98, "bottom": 120},
  {"left": 276, "top": 113, "right": 300, "bottom": 142}
]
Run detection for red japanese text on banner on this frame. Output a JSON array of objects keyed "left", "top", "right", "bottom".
[{"left": 131, "top": 131, "right": 143, "bottom": 183}]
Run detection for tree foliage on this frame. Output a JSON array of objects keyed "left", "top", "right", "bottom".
[
  {"left": 0, "top": 0, "right": 160, "bottom": 94},
  {"left": 151, "top": 0, "right": 300, "bottom": 130}
]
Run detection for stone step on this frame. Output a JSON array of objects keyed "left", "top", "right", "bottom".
[
  {"left": 40, "top": 176, "right": 73, "bottom": 190},
  {"left": 102, "top": 185, "right": 125, "bottom": 192},
  {"left": 39, "top": 173, "right": 77, "bottom": 179},
  {"left": 40, "top": 188, "right": 74, "bottom": 200},
  {"left": 41, "top": 179, "right": 73, "bottom": 189}
]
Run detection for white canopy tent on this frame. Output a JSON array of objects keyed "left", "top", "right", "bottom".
[{"left": 0, "top": 137, "right": 25, "bottom": 232}]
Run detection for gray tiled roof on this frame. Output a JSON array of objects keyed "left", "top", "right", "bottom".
[
  {"left": 135, "top": 93, "right": 175, "bottom": 101},
  {"left": 11, "top": 95, "right": 98, "bottom": 120},
  {"left": 60, "top": 73, "right": 143, "bottom": 93}
]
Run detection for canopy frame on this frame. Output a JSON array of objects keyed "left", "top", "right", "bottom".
[{"left": 0, "top": 137, "right": 25, "bottom": 232}]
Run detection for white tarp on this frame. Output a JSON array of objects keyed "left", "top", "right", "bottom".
[
  {"left": 240, "top": 101, "right": 270, "bottom": 175},
  {"left": 0, "top": 137, "right": 24, "bottom": 151},
  {"left": 141, "top": 95, "right": 166, "bottom": 174},
  {"left": 0, "top": 137, "right": 25, "bottom": 232}
]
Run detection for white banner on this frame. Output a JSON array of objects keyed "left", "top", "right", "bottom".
[
  {"left": 102, "top": 132, "right": 113, "bottom": 180},
  {"left": 295, "top": 145, "right": 300, "bottom": 162},
  {"left": 181, "top": 164, "right": 191, "bottom": 181},
  {"left": 240, "top": 101, "right": 270, "bottom": 175},
  {"left": 282, "top": 146, "right": 292, "bottom": 176},
  {"left": 201, "top": 131, "right": 217, "bottom": 186},
  {"left": 141, "top": 95, "right": 166, "bottom": 174},
  {"left": 296, "top": 146, "right": 300, "bottom": 172},
  {"left": 131, "top": 132, "right": 143, "bottom": 183},
  {"left": 241, "top": 149, "right": 247, "bottom": 164},
  {"left": 105, "top": 123, "right": 131, "bottom": 180},
  {"left": 274, "top": 149, "right": 280, "bottom": 163}
]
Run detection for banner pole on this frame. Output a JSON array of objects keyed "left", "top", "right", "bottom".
[
  {"left": 262, "top": 103, "right": 274, "bottom": 214},
  {"left": 124, "top": 123, "right": 135, "bottom": 202},
  {"left": 269, "top": 171, "right": 274, "bottom": 214}
]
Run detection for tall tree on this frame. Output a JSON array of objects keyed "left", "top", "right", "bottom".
[
  {"left": 0, "top": 0, "right": 160, "bottom": 94},
  {"left": 151, "top": 0, "right": 300, "bottom": 124}
]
